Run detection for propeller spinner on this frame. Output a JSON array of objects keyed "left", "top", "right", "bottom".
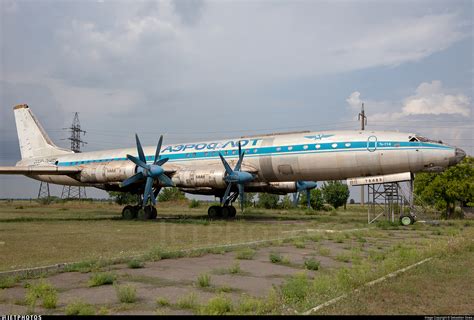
[{"left": 122, "top": 134, "right": 174, "bottom": 207}]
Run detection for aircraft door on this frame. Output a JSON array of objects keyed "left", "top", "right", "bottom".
[{"left": 367, "top": 135, "right": 377, "bottom": 152}]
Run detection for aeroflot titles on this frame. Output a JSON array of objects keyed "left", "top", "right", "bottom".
[{"left": 161, "top": 139, "right": 262, "bottom": 153}]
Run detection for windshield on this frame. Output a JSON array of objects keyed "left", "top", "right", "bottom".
[{"left": 409, "top": 135, "right": 443, "bottom": 144}]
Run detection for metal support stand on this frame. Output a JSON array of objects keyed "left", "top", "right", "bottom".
[
  {"left": 367, "top": 182, "right": 406, "bottom": 224},
  {"left": 61, "top": 186, "right": 87, "bottom": 199},
  {"left": 37, "top": 182, "right": 51, "bottom": 199}
]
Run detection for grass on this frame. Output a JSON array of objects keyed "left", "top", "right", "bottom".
[
  {"left": 229, "top": 262, "right": 242, "bottom": 274},
  {"left": 88, "top": 272, "right": 116, "bottom": 287},
  {"left": 156, "top": 297, "right": 171, "bottom": 307},
  {"left": 197, "top": 273, "right": 211, "bottom": 288},
  {"left": 127, "top": 259, "right": 145, "bottom": 269},
  {"left": 199, "top": 294, "right": 233, "bottom": 315},
  {"left": 0, "top": 276, "right": 18, "bottom": 289},
  {"left": 235, "top": 247, "right": 256, "bottom": 260},
  {"left": 25, "top": 280, "right": 57, "bottom": 311},
  {"left": 269, "top": 252, "right": 290, "bottom": 265},
  {"left": 176, "top": 293, "right": 199, "bottom": 310},
  {"left": 293, "top": 240, "right": 306, "bottom": 248},
  {"left": 318, "top": 246, "right": 331, "bottom": 256},
  {"left": 115, "top": 284, "right": 137, "bottom": 303},
  {"left": 304, "top": 258, "right": 321, "bottom": 271},
  {"left": 65, "top": 300, "right": 95, "bottom": 315},
  {"left": 335, "top": 253, "right": 351, "bottom": 263}
]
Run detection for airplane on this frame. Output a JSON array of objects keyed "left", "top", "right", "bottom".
[{"left": 0, "top": 104, "right": 466, "bottom": 220}]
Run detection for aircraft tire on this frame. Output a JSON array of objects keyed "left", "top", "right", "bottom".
[
  {"left": 221, "top": 206, "right": 231, "bottom": 219},
  {"left": 150, "top": 206, "right": 158, "bottom": 219},
  {"left": 122, "top": 205, "right": 135, "bottom": 220},
  {"left": 400, "top": 215, "right": 415, "bottom": 226},
  {"left": 138, "top": 207, "right": 151, "bottom": 220},
  {"left": 229, "top": 206, "right": 237, "bottom": 218},
  {"left": 208, "top": 206, "right": 221, "bottom": 218}
]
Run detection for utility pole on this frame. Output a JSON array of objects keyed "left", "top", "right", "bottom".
[
  {"left": 358, "top": 103, "right": 367, "bottom": 206},
  {"left": 61, "top": 112, "right": 87, "bottom": 199}
]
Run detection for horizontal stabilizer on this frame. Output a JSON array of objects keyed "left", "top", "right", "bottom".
[{"left": 0, "top": 166, "right": 81, "bottom": 175}]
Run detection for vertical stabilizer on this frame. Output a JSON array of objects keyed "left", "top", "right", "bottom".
[{"left": 13, "top": 104, "right": 73, "bottom": 159}]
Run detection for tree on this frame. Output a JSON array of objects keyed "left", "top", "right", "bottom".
[
  {"left": 300, "top": 189, "right": 324, "bottom": 210},
  {"left": 279, "top": 195, "right": 293, "bottom": 209},
  {"left": 321, "top": 181, "right": 350, "bottom": 209},
  {"left": 157, "top": 187, "right": 186, "bottom": 202},
  {"left": 108, "top": 191, "right": 139, "bottom": 205},
  {"left": 240, "top": 192, "right": 256, "bottom": 208},
  {"left": 414, "top": 156, "right": 473, "bottom": 218},
  {"left": 257, "top": 193, "right": 280, "bottom": 209}
]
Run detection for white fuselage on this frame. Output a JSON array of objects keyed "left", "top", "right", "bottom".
[{"left": 19, "top": 130, "right": 456, "bottom": 194}]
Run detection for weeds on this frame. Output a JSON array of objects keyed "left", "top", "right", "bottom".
[
  {"left": 88, "top": 272, "right": 116, "bottom": 287},
  {"left": 318, "top": 246, "right": 331, "bottom": 256},
  {"left": 304, "top": 258, "right": 320, "bottom": 271},
  {"left": 176, "top": 293, "right": 199, "bottom": 310},
  {"left": 197, "top": 273, "right": 211, "bottom": 288},
  {"left": 156, "top": 297, "right": 171, "bottom": 307},
  {"left": 65, "top": 300, "right": 95, "bottom": 315},
  {"left": 127, "top": 259, "right": 145, "bottom": 269},
  {"left": 0, "top": 276, "right": 18, "bottom": 289},
  {"left": 115, "top": 284, "right": 137, "bottom": 303},
  {"left": 25, "top": 280, "right": 57, "bottom": 311},
  {"left": 199, "top": 294, "right": 233, "bottom": 315},
  {"left": 229, "top": 262, "right": 242, "bottom": 274},
  {"left": 235, "top": 247, "right": 256, "bottom": 260}
]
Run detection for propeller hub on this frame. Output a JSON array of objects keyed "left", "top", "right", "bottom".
[
  {"left": 148, "top": 165, "right": 164, "bottom": 177},
  {"left": 225, "top": 171, "right": 254, "bottom": 184}
]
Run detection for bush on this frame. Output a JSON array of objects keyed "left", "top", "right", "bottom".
[
  {"left": 25, "top": 280, "right": 57, "bottom": 310},
  {"left": 199, "top": 294, "right": 233, "bottom": 315},
  {"left": 127, "top": 259, "right": 145, "bottom": 269},
  {"left": 235, "top": 247, "right": 256, "bottom": 260},
  {"left": 65, "top": 300, "right": 95, "bottom": 315},
  {"left": 88, "top": 272, "right": 116, "bottom": 287},
  {"left": 197, "top": 273, "right": 211, "bottom": 288},
  {"left": 107, "top": 191, "right": 139, "bottom": 205},
  {"left": 158, "top": 187, "right": 186, "bottom": 202},
  {"left": 280, "top": 272, "right": 311, "bottom": 305},
  {"left": 0, "top": 276, "right": 18, "bottom": 289},
  {"left": 189, "top": 199, "right": 200, "bottom": 208},
  {"left": 269, "top": 252, "right": 290, "bottom": 265},
  {"left": 115, "top": 284, "right": 137, "bottom": 303},
  {"left": 321, "top": 181, "right": 350, "bottom": 209},
  {"left": 304, "top": 258, "right": 320, "bottom": 271},
  {"left": 257, "top": 193, "right": 280, "bottom": 209},
  {"left": 300, "top": 189, "right": 324, "bottom": 210},
  {"left": 279, "top": 195, "right": 293, "bottom": 209}
]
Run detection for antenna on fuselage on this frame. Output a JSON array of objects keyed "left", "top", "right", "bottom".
[{"left": 358, "top": 103, "right": 368, "bottom": 206}]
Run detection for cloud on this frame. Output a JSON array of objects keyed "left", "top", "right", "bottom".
[
  {"left": 402, "top": 81, "right": 471, "bottom": 117},
  {"left": 346, "top": 91, "right": 362, "bottom": 109}
]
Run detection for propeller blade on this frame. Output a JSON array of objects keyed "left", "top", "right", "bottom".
[
  {"left": 127, "top": 154, "right": 149, "bottom": 169},
  {"left": 155, "top": 158, "right": 169, "bottom": 166},
  {"left": 121, "top": 172, "right": 144, "bottom": 187},
  {"left": 221, "top": 182, "right": 232, "bottom": 205},
  {"left": 237, "top": 183, "right": 245, "bottom": 212},
  {"left": 234, "top": 142, "right": 245, "bottom": 171},
  {"left": 306, "top": 189, "right": 311, "bottom": 208},
  {"left": 143, "top": 177, "right": 154, "bottom": 207},
  {"left": 135, "top": 134, "right": 147, "bottom": 163},
  {"left": 154, "top": 135, "right": 163, "bottom": 164},
  {"left": 219, "top": 153, "right": 234, "bottom": 175},
  {"left": 153, "top": 186, "right": 162, "bottom": 199},
  {"left": 158, "top": 174, "right": 174, "bottom": 187}
]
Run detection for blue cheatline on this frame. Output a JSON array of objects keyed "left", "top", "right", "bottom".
[{"left": 58, "top": 141, "right": 453, "bottom": 167}]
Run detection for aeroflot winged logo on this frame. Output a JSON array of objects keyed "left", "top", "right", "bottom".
[{"left": 304, "top": 134, "right": 334, "bottom": 140}]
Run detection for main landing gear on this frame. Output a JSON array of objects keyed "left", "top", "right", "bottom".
[
  {"left": 122, "top": 205, "right": 157, "bottom": 220},
  {"left": 208, "top": 206, "right": 237, "bottom": 219}
]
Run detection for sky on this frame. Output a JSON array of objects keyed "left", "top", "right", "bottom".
[{"left": 0, "top": 0, "right": 472, "bottom": 199}]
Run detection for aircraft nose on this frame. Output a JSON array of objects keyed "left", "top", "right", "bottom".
[{"left": 449, "top": 147, "right": 466, "bottom": 166}]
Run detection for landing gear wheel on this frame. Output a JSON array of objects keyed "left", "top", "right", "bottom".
[
  {"left": 208, "top": 206, "right": 222, "bottom": 218},
  {"left": 150, "top": 207, "right": 157, "bottom": 219},
  {"left": 400, "top": 215, "right": 415, "bottom": 226},
  {"left": 122, "top": 205, "right": 136, "bottom": 220},
  {"left": 138, "top": 206, "right": 154, "bottom": 220},
  {"left": 229, "top": 206, "right": 237, "bottom": 218},
  {"left": 221, "top": 206, "right": 231, "bottom": 219}
]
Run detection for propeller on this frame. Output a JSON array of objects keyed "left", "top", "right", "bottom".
[
  {"left": 293, "top": 181, "right": 318, "bottom": 208},
  {"left": 121, "top": 134, "right": 174, "bottom": 207},
  {"left": 219, "top": 141, "right": 255, "bottom": 211}
]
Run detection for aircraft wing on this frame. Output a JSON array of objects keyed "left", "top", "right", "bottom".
[{"left": 0, "top": 166, "right": 82, "bottom": 175}]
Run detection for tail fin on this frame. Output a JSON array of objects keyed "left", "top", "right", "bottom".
[{"left": 13, "top": 104, "right": 73, "bottom": 159}]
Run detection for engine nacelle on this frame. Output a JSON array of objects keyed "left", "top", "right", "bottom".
[
  {"left": 79, "top": 162, "right": 136, "bottom": 183},
  {"left": 173, "top": 169, "right": 227, "bottom": 189}
]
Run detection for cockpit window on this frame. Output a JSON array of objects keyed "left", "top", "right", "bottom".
[
  {"left": 409, "top": 136, "right": 419, "bottom": 142},
  {"left": 409, "top": 135, "right": 442, "bottom": 144}
]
